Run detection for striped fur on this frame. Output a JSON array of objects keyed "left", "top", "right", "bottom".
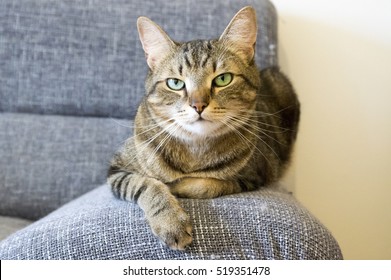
[{"left": 107, "top": 7, "right": 300, "bottom": 250}]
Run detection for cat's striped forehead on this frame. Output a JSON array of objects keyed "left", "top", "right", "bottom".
[
  {"left": 168, "top": 39, "right": 242, "bottom": 81},
  {"left": 176, "top": 40, "right": 217, "bottom": 73}
]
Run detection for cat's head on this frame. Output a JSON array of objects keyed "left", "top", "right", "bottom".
[{"left": 137, "top": 6, "right": 260, "bottom": 141}]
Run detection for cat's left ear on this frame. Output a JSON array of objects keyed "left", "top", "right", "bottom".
[
  {"left": 137, "top": 17, "right": 176, "bottom": 70},
  {"left": 219, "top": 6, "right": 257, "bottom": 63}
]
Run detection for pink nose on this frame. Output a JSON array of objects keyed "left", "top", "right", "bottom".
[{"left": 191, "top": 101, "right": 208, "bottom": 114}]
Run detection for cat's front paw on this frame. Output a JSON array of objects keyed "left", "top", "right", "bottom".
[{"left": 148, "top": 206, "right": 192, "bottom": 250}]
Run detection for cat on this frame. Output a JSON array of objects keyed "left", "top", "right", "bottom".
[{"left": 107, "top": 6, "right": 300, "bottom": 250}]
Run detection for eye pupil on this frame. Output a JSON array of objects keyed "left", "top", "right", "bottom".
[
  {"left": 167, "top": 78, "right": 185, "bottom": 90},
  {"left": 214, "top": 73, "right": 232, "bottom": 87}
]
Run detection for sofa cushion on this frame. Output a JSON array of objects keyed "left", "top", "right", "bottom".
[
  {"left": 0, "top": 185, "right": 343, "bottom": 260},
  {"left": 0, "top": 113, "right": 131, "bottom": 220},
  {"left": 0, "top": 0, "right": 277, "bottom": 119}
]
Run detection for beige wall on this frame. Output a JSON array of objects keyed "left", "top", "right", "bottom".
[{"left": 272, "top": 0, "right": 391, "bottom": 259}]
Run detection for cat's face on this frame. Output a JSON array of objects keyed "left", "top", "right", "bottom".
[{"left": 137, "top": 7, "right": 260, "bottom": 141}]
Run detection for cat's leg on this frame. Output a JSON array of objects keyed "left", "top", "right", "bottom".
[
  {"left": 169, "top": 177, "right": 243, "bottom": 199},
  {"left": 108, "top": 171, "right": 192, "bottom": 250}
]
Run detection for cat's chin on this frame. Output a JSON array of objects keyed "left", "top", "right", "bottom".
[{"left": 180, "top": 120, "right": 223, "bottom": 139}]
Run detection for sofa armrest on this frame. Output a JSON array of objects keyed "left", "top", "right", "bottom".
[{"left": 0, "top": 185, "right": 342, "bottom": 260}]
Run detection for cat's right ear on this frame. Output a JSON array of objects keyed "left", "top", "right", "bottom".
[{"left": 137, "top": 17, "right": 175, "bottom": 70}]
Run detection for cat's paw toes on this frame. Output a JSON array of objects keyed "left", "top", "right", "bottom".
[{"left": 149, "top": 209, "right": 193, "bottom": 250}]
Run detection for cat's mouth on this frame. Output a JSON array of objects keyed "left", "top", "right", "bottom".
[
  {"left": 194, "top": 117, "right": 213, "bottom": 125},
  {"left": 178, "top": 115, "right": 221, "bottom": 136},
  {"left": 194, "top": 114, "right": 211, "bottom": 122}
]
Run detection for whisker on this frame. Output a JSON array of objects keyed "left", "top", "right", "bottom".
[
  {"left": 230, "top": 114, "right": 291, "bottom": 134},
  {"left": 145, "top": 122, "right": 179, "bottom": 166},
  {"left": 233, "top": 112, "right": 292, "bottom": 132},
  {"left": 227, "top": 115, "right": 285, "bottom": 146},
  {"left": 237, "top": 105, "right": 296, "bottom": 118},
  {"left": 225, "top": 116, "right": 281, "bottom": 160},
  {"left": 218, "top": 118, "right": 273, "bottom": 167},
  {"left": 109, "top": 118, "right": 136, "bottom": 129},
  {"left": 121, "top": 121, "right": 178, "bottom": 170},
  {"left": 119, "top": 117, "right": 176, "bottom": 146}
]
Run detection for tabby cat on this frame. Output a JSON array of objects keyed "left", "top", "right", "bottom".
[{"left": 107, "top": 6, "right": 300, "bottom": 250}]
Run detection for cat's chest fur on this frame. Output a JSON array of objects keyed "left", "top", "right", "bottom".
[
  {"left": 134, "top": 130, "right": 253, "bottom": 182},
  {"left": 164, "top": 138, "right": 225, "bottom": 172}
]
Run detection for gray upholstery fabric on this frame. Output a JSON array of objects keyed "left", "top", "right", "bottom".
[
  {"left": 0, "top": 185, "right": 343, "bottom": 260},
  {"left": 0, "top": 113, "right": 131, "bottom": 219},
  {"left": 0, "top": 0, "right": 277, "bottom": 119}
]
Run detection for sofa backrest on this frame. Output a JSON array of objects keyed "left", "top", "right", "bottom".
[
  {"left": 0, "top": 0, "right": 277, "bottom": 119},
  {"left": 0, "top": 0, "right": 278, "bottom": 220}
]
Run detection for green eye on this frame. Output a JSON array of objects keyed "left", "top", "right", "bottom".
[
  {"left": 213, "top": 73, "right": 233, "bottom": 87},
  {"left": 167, "top": 78, "right": 185, "bottom": 90}
]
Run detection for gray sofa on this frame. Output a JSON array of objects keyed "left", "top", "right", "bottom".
[{"left": 0, "top": 0, "right": 342, "bottom": 259}]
